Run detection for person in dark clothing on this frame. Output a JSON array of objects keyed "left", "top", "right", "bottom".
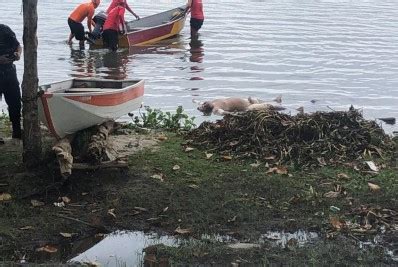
[{"left": 0, "top": 24, "right": 22, "bottom": 139}]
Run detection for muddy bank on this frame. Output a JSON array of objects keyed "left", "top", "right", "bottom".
[{"left": 0, "top": 111, "right": 397, "bottom": 265}]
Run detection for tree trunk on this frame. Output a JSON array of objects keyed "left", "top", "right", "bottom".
[
  {"left": 22, "top": 0, "right": 42, "bottom": 167},
  {"left": 86, "top": 121, "right": 116, "bottom": 163}
]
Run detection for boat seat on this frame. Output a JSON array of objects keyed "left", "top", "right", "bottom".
[{"left": 65, "top": 88, "right": 117, "bottom": 93}]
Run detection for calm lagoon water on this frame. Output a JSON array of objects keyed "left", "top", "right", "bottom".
[{"left": 2, "top": 0, "right": 398, "bottom": 132}]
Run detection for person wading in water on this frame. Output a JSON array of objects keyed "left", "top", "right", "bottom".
[
  {"left": 68, "top": 0, "right": 101, "bottom": 47},
  {"left": 186, "top": 0, "right": 204, "bottom": 37},
  {"left": 102, "top": 1, "right": 128, "bottom": 51}
]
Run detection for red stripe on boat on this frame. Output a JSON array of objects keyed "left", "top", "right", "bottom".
[
  {"left": 128, "top": 24, "right": 173, "bottom": 45},
  {"left": 41, "top": 95, "right": 61, "bottom": 139},
  {"left": 65, "top": 85, "right": 144, "bottom": 106}
]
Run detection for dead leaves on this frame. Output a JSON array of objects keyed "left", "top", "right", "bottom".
[
  {"left": 205, "top": 153, "right": 213, "bottom": 159},
  {"left": 330, "top": 216, "right": 344, "bottom": 230},
  {"left": 365, "top": 161, "right": 379, "bottom": 172},
  {"left": 323, "top": 184, "right": 346, "bottom": 198},
  {"left": 20, "top": 226, "right": 34, "bottom": 230},
  {"left": 337, "top": 173, "right": 350, "bottom": 180},
  {"left": 172, "top": 165, "right": 180, "bottom": 171},
  {"left": 266, "top": 166, "right": 288, "bottom": 175},
  {"left": 250, "top": 162, "right": 261, "bottom": 168},
  {"left": 36, "top": 245, "right": 58, "bottom": 253},
  {"left": 108, "top": 208, "right": 117, "bottom": 218},
  {"left": 367, "top": 182, "right": 381, "bottom": 192},
  {"left": 60, "top": 232, "right": 74, "bottom": 238},
  {"left": 151, "top": 174, "right": 165, "bottom": 182},
  {"left": 31, "top": 200, "right": 45, "bottom": 207},
  {"left": 53, "top": 196, "right": 71, "bottom": 207},
  {"left": 61, "top": 196, "right": 71, "bottom": 204},
  {"left": 0, "top": 193, "right": 11, "bottom": 202},
  {"left": 131, "top": 207, "right": 148, "bottom": 216},
  {"left": 184, "top": 147, "right": 194, "bottom": 152},
  {"left": 228, "top": 215, "right": 237, "bottom": 223},
  {"left": 323, "top": 191, "right": 340, "bottom": 198},
  {"left": 174, "top": 227, "right": 192, "bottom": 235},
  {"left": 188, "top": 184, "right": 199, "bottom": 189},
  {"left": 328, "top": 205, "right": 398, "bottom": 236},
  {"left": 157, "top": 135, "right": 168, "bottom": 141}
]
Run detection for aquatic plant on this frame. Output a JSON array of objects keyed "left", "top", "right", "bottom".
[{"left": 128, "top": 106, "right": 196, "bottom": 131}]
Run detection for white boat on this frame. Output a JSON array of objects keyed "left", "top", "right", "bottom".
[{"left": 38, "top": 78, "right": 144, "bottom": 139}]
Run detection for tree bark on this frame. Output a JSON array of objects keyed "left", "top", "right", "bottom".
[
  {"left": 22, "top": 0, "right": 42, "bottom": 167},
  {"left": 86, "top": 121, "right": 116, "bottom": 163}
]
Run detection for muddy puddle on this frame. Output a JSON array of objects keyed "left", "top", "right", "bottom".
[
  {"left": 358, "top": 234, "right": 398, "bottom": 262},
  {"left": 67, "top": 230, "right": 397, "bottom": 266},
  {"left": 68, "top": 230, "right": 319, "bottom": 266},
  {"left": 68, "top": 231, "right": 177, "bottom": 266}
]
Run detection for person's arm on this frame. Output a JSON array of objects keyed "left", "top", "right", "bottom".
[
  {"left": 186, "top": 0, "right": 192, "bottom": 13},
  {"left": 119, "top": 9, "right": 127, "bottom": 34},
  {"left": 125, "top": 2, "right": 139, "bottom": 19},
  {"left": 87, "top": 9, "right": 94, "bottom": 32}
]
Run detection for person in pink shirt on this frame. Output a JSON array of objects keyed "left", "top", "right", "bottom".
[
  {"left": 107, "top": 0, "right": 139, "bottom": 20},
  {"left": 102, "top": 1, "right": 127, "bottom": 51},
  {"left": 186, "top": 0, "right": 204, "bottom": 37}
]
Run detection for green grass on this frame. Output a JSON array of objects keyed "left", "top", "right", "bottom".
[
  {"left": 125, "top": 133, "right": 398, "bottom": 236},
  {"left": 0, "top": 130, "right": 396, "bottom": 264}
]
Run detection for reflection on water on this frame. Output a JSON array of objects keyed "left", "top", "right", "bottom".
[
  {"left": 68, "top": 230, "right": 319, "bottom": 266},
  {"left": 189, "top": 36, "right": 204, "bottom": 64},
  {"left": 69, "top": 231, "right": 177, "bottom": 267},
  {"left": 188, "top": 36, "right": 205, "bottom": 89},
  {"left": 70, "top": 48, "right": 131, "bottom": 80},
  {"left": 260, "top": 230, "right": 319, "bottom": 248},
  {"left": 62, "top": 229, "right": 397, "bottom": 265},
  {"left": 101, "top": 50, "right": 130, "bottom": 80},
  {"left": 69, "top": 48, "right": 95, "bottom": 79}
]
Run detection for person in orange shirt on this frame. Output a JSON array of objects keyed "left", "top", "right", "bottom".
[
  {"left": 102, "top": 1, "right": 127, "bottom": 51},
  {"left": 107, "top": 0, "right": 139, "bottom": 20},
  {"left": 68, "top": 0, "right": 101, "bottom": 46},
  {"left": 186, "top": 0, "right": 204, "bottom": 37}
]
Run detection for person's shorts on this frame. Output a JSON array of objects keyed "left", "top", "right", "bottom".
[
  {"left": 68, "top": 18, "right": 85, "bottom": 41},
  {"left": 190, "top": 18, "right": 204, "bottom": 31},
  {"left": 102, "top": 29, "right": 119, "bottom": 51}
]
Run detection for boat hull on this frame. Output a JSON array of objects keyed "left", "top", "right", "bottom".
[
  {"left": 93, "top": 6, "right": 187, "bottom": 48},
  {"left": 38, "top": 79, "right": 144, "bottom": 139}
]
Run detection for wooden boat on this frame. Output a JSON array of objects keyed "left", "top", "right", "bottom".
[
  {"left": 93, "top": 6, "right": 188, "bottom": 48},
  {"left": 38, "top": 78, "right": 144, "bottom": 139}
]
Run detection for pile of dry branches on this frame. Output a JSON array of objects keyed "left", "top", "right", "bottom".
[{"left": 187, "top": 107, "right": 395, "bottom": 167}]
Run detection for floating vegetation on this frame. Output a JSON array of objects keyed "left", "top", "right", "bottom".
[{"left": 187, "top": 107, "right": 396, "bottom": 168}]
